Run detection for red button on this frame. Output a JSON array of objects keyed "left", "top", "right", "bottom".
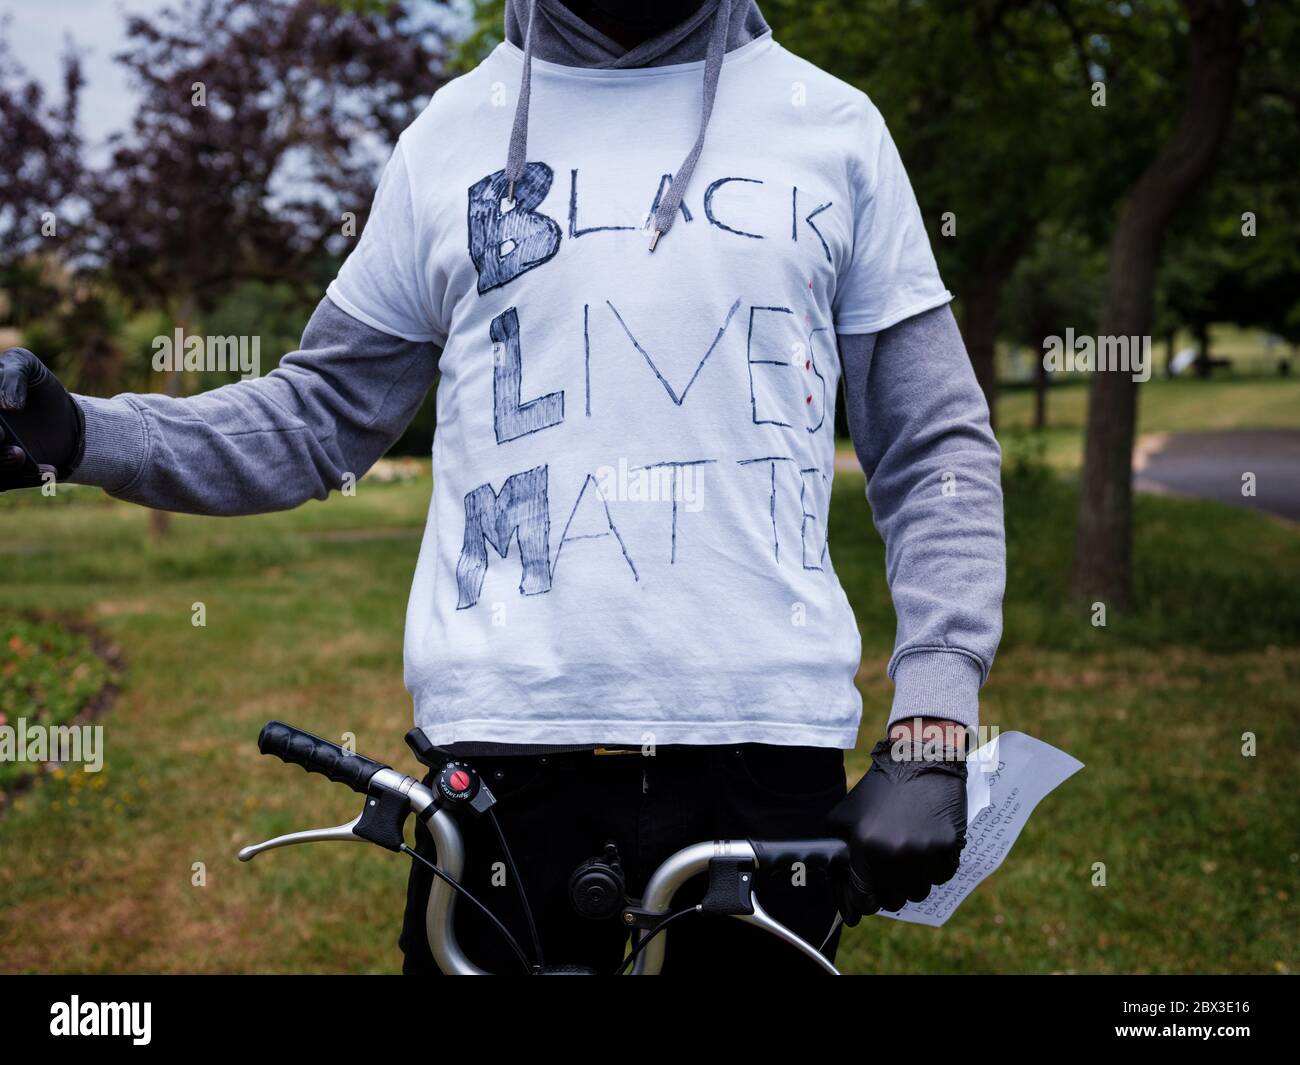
[{"left": 448, "top": 769, "right": 471, "bottom": 792}]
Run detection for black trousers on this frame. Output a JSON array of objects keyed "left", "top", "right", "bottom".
[{"left": 400, "top": 743, "right": 847, "bottom": 975}]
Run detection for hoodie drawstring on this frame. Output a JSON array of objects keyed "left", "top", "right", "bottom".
[
  {"left": 504, "top": 0, "right": 539, "bottom": 206},
  {"left": 647, "top": 0, "right": 733, "bottom": 251},
  {"left": 504, "top": 0, "right": 735, "bottom": 252}
]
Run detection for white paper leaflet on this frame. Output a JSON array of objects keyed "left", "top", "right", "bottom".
[{"left": 877, "top": 731, "right": 1083, "bottom": 927}]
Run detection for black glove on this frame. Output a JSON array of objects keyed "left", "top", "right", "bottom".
[
  {"left": 0, "top": 347, "right": 85, "bottom": 490},
  {"left": 827, "top": 737, "right": 968, "bottom": 924}
]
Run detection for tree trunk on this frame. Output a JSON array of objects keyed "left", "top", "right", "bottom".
[
  {"left": 1033, "top": 351, "right": 1049, "bottom": 430},
  {"left": 1194, "top": 320, "right": 1212, "bottom": 377},
  {"left": 1071, "top": 0, "right": 1244, "bottom": 606},
  {"left": 962, "top": 271, "right": 1006, "bottom": 433}
]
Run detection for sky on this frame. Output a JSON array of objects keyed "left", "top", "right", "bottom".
[
  {"left": 3, "top": 0, "right": 470, "bottom": 161},
  {"left": 2, "top": 0, "right": 177, "bottom": 155}
]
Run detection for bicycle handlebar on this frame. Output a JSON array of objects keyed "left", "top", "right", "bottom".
[
  {"left": 244, "top": 721, "right": 845, "bottom": 974},
  {"left": 258, "top": 720, "right": 387, "bottom": 795},
  {"left": 749, "top": 837, "right": 848, "bottom": 872}
]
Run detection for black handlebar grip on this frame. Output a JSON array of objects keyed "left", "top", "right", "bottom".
[
  {"left": 257, "top": 721, "right": 387, "bottom": 794},
  {"left": 749, "top": 838, "right": 849, "bottom": 872}
]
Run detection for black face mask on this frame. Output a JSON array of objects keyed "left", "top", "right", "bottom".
[{"left": 565, "top": 1, "right": 708, "bottom": 37}]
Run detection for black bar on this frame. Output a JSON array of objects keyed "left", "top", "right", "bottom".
[{"left": 0, "top": 974, "right": 1285, "bottom": 1049}]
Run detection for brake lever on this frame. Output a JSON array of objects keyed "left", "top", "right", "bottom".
[
  {"left": 239, "top": 781, "right": 419, "bottom": 861},
  {"left": 735, "top": 894, "right": 841, "bottom": 975},
  {"left": 238, "top": 814, "right": 366, "bottom": 862},
  {"left": 692, "top": 851, "right": 841, "bottom": 974}
]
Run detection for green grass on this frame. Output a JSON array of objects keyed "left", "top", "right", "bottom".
[
  {"left": 0, "top": 393, "right": 1297, "bottom": 972},
  {"left": 997, "top": 373, "right": 1300, "bottom": 472},
  {"left": 830, "top": 464, "right": 1300, "bottom": 974}
]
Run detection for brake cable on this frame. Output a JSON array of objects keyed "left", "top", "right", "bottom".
[
  {"left": 612, "top": 906, "right": 701, "bottom": 975},
  {"left": 487, "top": 807, "right": 546, "bottom": 967},
  {"left": 401, "top": 844, "right": 533, "bottom": 975}
]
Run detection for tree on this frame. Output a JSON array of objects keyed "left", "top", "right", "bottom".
[
  {"left": 89, "top": 0, "right": 450, "bottom": 328},
  {"left": 765, "top": 0, "right": 1105, "bottom": 429},
  {"left": 1002, "top": 228, "right": 1104, "bottom": 429},
  {"left": 0, "top": 29, "right": 83, "bottom": 331},
  {"left": 1071, "top": 0, "right": 1249, "bottom": 606},
  {"left": 1157, "top": 3, "right": 1300, "bottom": 370},
  {"left": 82, "top": 0, "right": 450, "bottom": 533}
]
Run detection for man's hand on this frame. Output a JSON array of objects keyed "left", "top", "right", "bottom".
[
  {"left": 0, "top": 348, "right": 84, "bottom": 491},
  {"left": 826, "top": 717, "right": 968, "bottom": 924}
]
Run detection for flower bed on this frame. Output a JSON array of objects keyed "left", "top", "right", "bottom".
[{"left": 0, "top": 615, "right": 120, "bottom": 793}]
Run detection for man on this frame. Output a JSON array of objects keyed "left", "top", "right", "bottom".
[{"left": 0, "top": 0, "right": 1003, "bottom": 974}]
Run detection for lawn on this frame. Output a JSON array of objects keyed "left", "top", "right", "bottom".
[
  {"left": 0, "top": 408, "right": 1297, "bottom": 972},
  {"left": 997, "top": 372, "right": 1300, "bottom": 472}
]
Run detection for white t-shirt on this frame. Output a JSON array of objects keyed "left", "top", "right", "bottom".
[{"left": 328, "top": 34, "right": 951, "bottom": 748}]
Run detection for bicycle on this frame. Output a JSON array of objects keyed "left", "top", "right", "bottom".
[{"left": 239, "top": 721, "right": 850, "bottom": 975}]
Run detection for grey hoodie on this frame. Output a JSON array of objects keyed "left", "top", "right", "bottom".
[{"left": 70, "top": 0, "right": 1004, "bottom": 744}]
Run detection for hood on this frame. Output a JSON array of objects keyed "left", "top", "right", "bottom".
[{"left": 501, "top": 0, "right": 770, "bottom": 250}]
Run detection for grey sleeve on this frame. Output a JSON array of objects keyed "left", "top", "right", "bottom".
[
  {"left": 839, "top": 303, "right": 1005, "bottom": 730},
  {"left": 70, "top": 296, "right": 440, "bottom": 515}
]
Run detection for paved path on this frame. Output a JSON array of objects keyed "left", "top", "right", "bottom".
[
  {"left": 1134, "top": 429, "right": 1300, "bottom": 522},
  {"left": 836, "top": 430, "right": 1300, "bottom": 523}
]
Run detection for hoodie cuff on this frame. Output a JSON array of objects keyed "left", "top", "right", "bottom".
[
  {"left": 887, "top": 650, "right": 983, "bottom": 731},
  {"left": 70, "top": 395, "right": 148, "bottom": 492}
]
